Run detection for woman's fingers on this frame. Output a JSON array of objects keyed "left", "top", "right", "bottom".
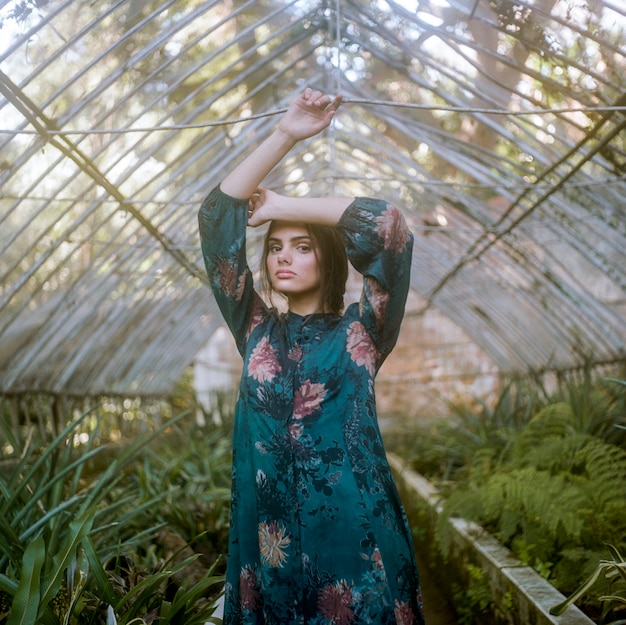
[
  {"left": 302, "top": 88, "right": 338, "bottom": 110},
  {"left": 329, "top": 93, "right": 343, "bottom": 110},
  {"left": 248, "top": 188, "right": 267, "bottom": 225}
]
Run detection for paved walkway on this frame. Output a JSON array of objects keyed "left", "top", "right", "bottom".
[{"left": 418, "top": 553, "right": 458, "bottom": 625}]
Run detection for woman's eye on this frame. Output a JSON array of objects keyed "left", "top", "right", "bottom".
[
  {"left": 270, "top": 245, "right": 281, "bottom": 253},
  {"left": 297, "top": 245, "right": 311, "bottom": 252}
]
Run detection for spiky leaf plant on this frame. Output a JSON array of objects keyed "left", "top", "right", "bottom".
[
  {"left": 551, "top": 544, "right": 626, "bottom": 624},
  {"left": 0, "top": 406, "right": 226, "bottom": 624}
]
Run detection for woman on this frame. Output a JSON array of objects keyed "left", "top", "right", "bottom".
[{"left": 199, "top": 88, "right": 425, "bottom": 625}]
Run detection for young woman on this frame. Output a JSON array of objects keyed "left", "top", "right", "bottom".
[{"left": 199, "top": 88, "right": 425, "bottom": 625}]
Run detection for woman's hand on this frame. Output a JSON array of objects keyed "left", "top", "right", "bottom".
[
  {"left": 248, "top": 187, "right": 281, "bottom": 227},
  {"left": 278, "top": 88, "right": 343, "bottom": 141}
]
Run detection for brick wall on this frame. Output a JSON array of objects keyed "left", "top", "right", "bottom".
[{"left": 376, "top": 300, "right": 500, "bottom": 422}]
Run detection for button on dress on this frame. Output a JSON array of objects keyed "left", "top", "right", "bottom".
[{"left": 199, "top": 186, "right": 425, "bottom": 625}]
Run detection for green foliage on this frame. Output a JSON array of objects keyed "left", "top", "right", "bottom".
[
  {"left": 452, "top": 563, "right": 493, "bottom": 625},
  {"left": 439, "top": 403, "right": 626, "bottom": 592},
  {"left": 132, "top": 420, "right": 233, "bottom": 572},
  {"left": 0, "top": 402, "right": 231, "bottom": 624},
  {"left": 394, "top": 377, "right": 540, "bottom": 488},
  {"left": 402, "top": 368, "right": 626, "bottom": 620},
  {"left": 551, "top": 545, "right": 626, "bottom": 625},
  {"left": 550, "top": 370, "right": 626, "bottom": 446}
]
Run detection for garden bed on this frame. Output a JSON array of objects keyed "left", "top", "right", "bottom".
[{"left": 389, "top": 454, "right": 596, "bottom": 625}]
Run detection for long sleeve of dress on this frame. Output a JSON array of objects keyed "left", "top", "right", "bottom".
[
  {"left": 198, "top": 185, "right": 266, "bottom": 356},
  {"left": 199, "top": 187, "right": 413, "bottom": 365},
  {"left": 338, "top": 197, "right": 414, "bottom": 367}
]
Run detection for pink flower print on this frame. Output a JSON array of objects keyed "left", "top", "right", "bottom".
[
  {"left": 248, "top": 337, "right": 281, "bottom": 383},
  {"left": 365, "top": 276, "right": 389, "bottom": 329},
  {"left": 216, "top": 258, "right": 247, "bottom": 300},
  {"left": 258, "top": 521, "right": 291, "bottom": 567},
  {"left": 375, "top": 205, "right": 411, "bottom": 253},
  {"left": 317, "top": 580, "right": 355, "bottom": 625},
  {"left": 360, "top": 546, "right": 385, "bottom": 572},
  {"left": 371, "top": 547, "right": 384, "bottom": 571},
  {"left": 288, "top": 343, "right": 303, "bottom": 362},
  {"left": 293, "top": 380, "right": 327, "bottom": 420},
  {"left": 346, "top": 321, "right": 377, "bottom": 375},
  {"left": 394, "top": 599, "right": 416, "bottom": 625},
  {"left": 239, "top": 566, "right": 260, "bottom": 611}
]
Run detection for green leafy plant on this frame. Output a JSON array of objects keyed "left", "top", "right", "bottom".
[
  {"left": 0, "top": 405, "right": 227, "bottom": 624},
  {"left": 132, "top": 421, "right": 233, "bottom": 574},
  {"left": 551, "top": 544, "right": 626, "bottom": 625},
  {"left": 398, "top": 369, "right": 626, "bottom": 621},
  {"left": 438, "top": 402, "right": 626, "bottom": 592},
  {"left": 452, "top": 563, "right": 493, "bottom": 625},
  {"left": 393, "top": 376, "right": 542, "bottom": 488}
]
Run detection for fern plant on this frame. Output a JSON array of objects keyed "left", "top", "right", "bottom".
[
  {"left": 391, "top": 377, "right": 541, "bottom": 488},
  {"left": 397, "top": 370, "right": 626, "bottom": 622},
  {"left": 437, "top": 399, "right": 626, "bottom": 608}
]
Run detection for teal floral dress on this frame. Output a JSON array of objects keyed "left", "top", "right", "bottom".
[{"left": 199, "top": 186, "right": 425, "bottom": 625}]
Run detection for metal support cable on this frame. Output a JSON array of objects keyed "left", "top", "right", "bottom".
[{"left": 2, "top": 104, "right": 625, "bottom": 136}]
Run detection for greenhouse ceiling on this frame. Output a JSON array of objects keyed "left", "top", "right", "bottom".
[{"left": 0, "top": 0, "right": 624, "bottom": 397}]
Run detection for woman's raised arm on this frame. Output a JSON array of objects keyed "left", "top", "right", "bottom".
[{"left": 220, "top": 88, "right": 343, "bottom": 200}]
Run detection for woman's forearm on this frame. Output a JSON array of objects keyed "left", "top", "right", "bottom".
[
  {"left": 247, "top": 187, "right": 353, "bottom": 226},
  {"left": 220, "top": 128, "right": 297, "bottom": 199},
  {"left": 220, "top": 89, "right": 343, "bottom": 201},
  {"left": 261, "top": 194, "right": 353, "bottom": 226}
]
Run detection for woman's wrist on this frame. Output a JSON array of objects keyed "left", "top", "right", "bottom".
[{"left": 272, "top": 126, "right": 300, "bottom": 150}]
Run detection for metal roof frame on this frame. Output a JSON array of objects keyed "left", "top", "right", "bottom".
[{"left": 0, "top": 0, "right": 624, "bottom": 396}]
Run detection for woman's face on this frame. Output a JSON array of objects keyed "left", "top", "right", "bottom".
[{"left": 266, "top": 222, "right": 322, "bottom": 312}]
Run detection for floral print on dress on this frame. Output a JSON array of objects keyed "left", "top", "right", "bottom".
[
  {"left": 288, "top": 421, "right": 303, "bottom": 441},
  {"left": 246, "top": 296, "right": 266, "bottom": 338},
  {"left": 365, "top": 276, "right": 390, "bottom": 330},
  {"left": 394, "top": 599, "right": 417, "bottom": 625},
  {"left": 293, "top": 379, "right": 327, "bottom": 419},
  {"left": 216, "top": 257, "right": 248, "bottom": 300},
  {"left": 239, "top": 566, "right": 260, "bottom": 611},
  {"left": 258, "top": 520, "right": 291, "bottom": 567},
  {"left": 198, "top": 186, "right": 425, "bottom": 625},
  {"left": 375, "top": 205, "right": 412, "bottom": 253},
  {"left": 346, "top": 320, "right": 378, "bottom": 375},
  {"left": 248, "top": 336, "right": 281, "bottom": 383},
  {"left": 370, "top": 547, "right": 384, "bottom": 571},
  {"left": 317, "top": 580, "right": 356, "bottom": 625}
]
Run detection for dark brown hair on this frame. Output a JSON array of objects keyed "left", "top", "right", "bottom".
[{"left": 261, "top": 221, "right": 349, "bottom": 315}]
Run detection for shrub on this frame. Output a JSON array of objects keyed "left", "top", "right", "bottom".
[{"left": 401, "top": 369, "right": 626, "bottom": 621}]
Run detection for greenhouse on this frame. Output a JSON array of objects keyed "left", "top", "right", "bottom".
[{"left": 0, "top": 0, "right": 624, "bottom": 623}]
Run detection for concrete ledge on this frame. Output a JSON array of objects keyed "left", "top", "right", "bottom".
[{"left": 388, "top": 454, "right": 595, "bottom": 625}]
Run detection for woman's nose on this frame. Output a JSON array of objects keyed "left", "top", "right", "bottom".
[{"left": 278, "top": 250, "right": 291, "bottom": 264}]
